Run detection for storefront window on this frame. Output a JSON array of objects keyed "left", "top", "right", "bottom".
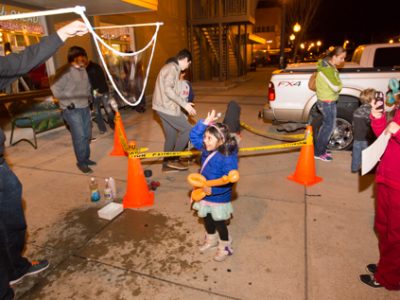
[{"left": 1, "top": 4, "right": 48, "bottom": 92}]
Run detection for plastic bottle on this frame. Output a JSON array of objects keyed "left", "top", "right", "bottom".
[
  {"left": 104, "top": 178, "right": 113, "bottom": 202},
  {"left": 89, "top": 177, "right": 101, "bottom": 202},
  {"left": 108, "top": 177, "right": 117, "bottom": 199}
]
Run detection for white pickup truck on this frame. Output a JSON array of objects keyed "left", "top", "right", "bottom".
[{"left": 263, "top": 43, "right": 400, "bottom": 150}]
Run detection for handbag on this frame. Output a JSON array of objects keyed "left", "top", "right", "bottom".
[{"left": 308, "top": 72, "right": 318, "bottom": 92}]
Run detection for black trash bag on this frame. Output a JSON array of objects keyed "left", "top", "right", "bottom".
[{"left": 223, "top": 101, "right": 241, "bottom": 133}]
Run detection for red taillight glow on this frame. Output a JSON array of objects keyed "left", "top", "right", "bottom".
[{"left": 268, "top": 82, "right": 275, "bottom": 101}]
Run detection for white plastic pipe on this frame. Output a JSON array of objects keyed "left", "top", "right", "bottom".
[
  {"left": 0, "top": 6, "right": 85, "bottom": 21},
  {"left": 94, "top": 22, "right": 164, "bottom": 30}
]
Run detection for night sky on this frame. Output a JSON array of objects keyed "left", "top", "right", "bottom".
[
  {"left": 258, "top": 0, "right": 399, "bottom": 48},
  {"left": 302, "top": 0, "right": 399, "bottom": 46}
]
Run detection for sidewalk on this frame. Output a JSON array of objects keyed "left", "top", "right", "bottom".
[{"left": 6, "top": 69, "right": 399, "bottom": 299}]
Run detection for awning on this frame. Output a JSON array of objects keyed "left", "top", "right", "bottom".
[
  {"left": 122, "top": 0, "right": 158, "bottom": 10},
  {"left": 248, "top": 33, "right": 267, "bottom": 45}
]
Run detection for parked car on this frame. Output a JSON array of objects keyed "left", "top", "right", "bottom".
[{"left": 262, "top": 43, "right": 400, "bottom": 150}]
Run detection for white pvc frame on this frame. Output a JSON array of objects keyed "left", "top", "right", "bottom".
[{"left": 0, "top": 6, "right": 163, "bottom": 106}]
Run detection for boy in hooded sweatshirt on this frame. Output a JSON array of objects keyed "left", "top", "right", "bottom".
[{"left": 351, "top": 88, "right": 376, "bottom": 173}]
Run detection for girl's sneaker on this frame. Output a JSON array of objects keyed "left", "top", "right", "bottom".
[
  {"left": 314, "top": 153, "right": 333, "bottom": 162},
  {"left": 359, "top": 274, "right": 382, "bottom": 288},
  {"left": 214, "top": 240, "right": 233, "bottom": 262},
  {"left": 199, "top": 233, "right": 218, "bottom": 253}
]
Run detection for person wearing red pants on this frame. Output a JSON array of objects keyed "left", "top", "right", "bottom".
[{"left": 360, "top": 94, "right": 400, "bottom": 289}]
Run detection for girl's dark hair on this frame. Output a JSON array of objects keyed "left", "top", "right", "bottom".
[
  {"left": 323, "top": 46, "right": 346, "bottom": 59},
  {"left": 205, "top": 123, "right": 238, "bottom": 155},
  {"left": 67, "top": 46, "right": 87, "bottom": 63}
]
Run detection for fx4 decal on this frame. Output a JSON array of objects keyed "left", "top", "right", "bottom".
[{"left": 278, "top": 81, "right": 301, "bottom": 87}]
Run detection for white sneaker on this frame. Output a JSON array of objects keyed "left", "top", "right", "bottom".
[
  {"left": 199, "top": 233, "right": 218, "bottom": 253},
  {"left": 214, "top": 240, "right": 233, "bottom": 262}
]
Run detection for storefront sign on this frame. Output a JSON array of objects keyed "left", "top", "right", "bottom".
[{"left": 0, "top": 5, "right": 44, "bottom": 34}]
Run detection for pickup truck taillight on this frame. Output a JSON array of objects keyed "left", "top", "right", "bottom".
[{"left": 268, "top": 82, "right": 275, "bottom": 101}]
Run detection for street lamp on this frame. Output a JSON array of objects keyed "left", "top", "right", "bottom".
[
  {"left": 316, "top": 40, "right": 322, "bottom": 53},
  {"left": 293, "top": 22, "right": 301, "bottom": 33},
  {"left": 289, "top": 34, "right": 296, "bottom": 42}
]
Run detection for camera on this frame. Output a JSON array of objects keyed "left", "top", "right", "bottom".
[
  {"left": 67, "top": 103, "right": 75, "bottom": 110},
  {"left": 375, "top": 91, "right": 384, "bottom": 110}
]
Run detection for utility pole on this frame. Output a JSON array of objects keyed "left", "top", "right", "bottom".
[{"left": 279, "top": 0, "right": 286, "bottom": 69}]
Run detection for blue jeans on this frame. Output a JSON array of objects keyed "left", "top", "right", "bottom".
[
  {"left": 0, "top": 162, "right": 31, "bottom": 288},
  {"left": 62, "top": 107, "right": 92, "bottom": 166},
  {"left": 351, "top": 140, "right": 368, "bottom": 172},
  {"left": 93, "top": 94, "right": 115, "bottom": 132},
  {"left": 315, "top": 101, "right": 337, "bottom": 156}
]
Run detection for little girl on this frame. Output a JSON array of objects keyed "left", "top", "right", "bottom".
[
  {"left": 189, "top": 110, "right": 238, "bottom": 262},
  {"left": 359, "top": 93, "right": 400, "bottom": 289}
]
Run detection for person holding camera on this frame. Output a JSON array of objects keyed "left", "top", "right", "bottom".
[
  {"left": 50, "top": 46, "right": 94, "bottom": 174},
  {"left": 359, "top": 92, "right": 400, "bottom": 289}
]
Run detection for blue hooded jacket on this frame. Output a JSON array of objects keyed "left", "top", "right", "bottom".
[{"left": 189, "top": 120, "right": 238, "bottom": 203}]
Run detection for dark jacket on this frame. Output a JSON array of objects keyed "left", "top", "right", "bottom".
[
  {"left": 86, "top": 61, "right": 109, "bottom": 94},
  {"left": 0, "top": 34, "right": 63, "bottom": 90},
  {"left": 352, "top": 104, "right": 373, "bottom": 141},
  {"left": 0, "top": 33, "right": 64, "bottom": 164}
]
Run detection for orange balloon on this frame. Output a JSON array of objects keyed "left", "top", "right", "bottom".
[
  {"left": 188, "top": 170, "right": 240, "bottom": 202},
  {"left": 187, "top": 170, "right": 240, "bottom": 188},
  {"left": 191, "top": 188, "right": 206, "bottom": 202},
  {"left": 187, "top": 173, "right": 207, "bottom": 187}
]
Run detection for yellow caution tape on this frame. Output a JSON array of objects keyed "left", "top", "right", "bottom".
[
  {"left": 240, "top": 121, "right": 305, "bottom": 141},
  {"left": 129, "top": 150, "right": 201, "bottom": 159},
  {"left": 239, "top": 140, "right": 306, "bottom": 152},
  {"left": 128, "top": 140, "right": 306, "bottom": 159},
  {"left": 116, "top": 113, "right": 309, "bottom": 159}
]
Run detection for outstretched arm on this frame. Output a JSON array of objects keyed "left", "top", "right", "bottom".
[{"left": 0, "top": 21, "right": 88, "bottom": 90}]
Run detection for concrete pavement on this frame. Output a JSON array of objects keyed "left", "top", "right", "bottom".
[{"left": 5, "top": 69, "right": 399, "bottom": 299}]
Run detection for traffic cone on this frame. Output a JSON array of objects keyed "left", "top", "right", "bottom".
[
  {"left": 123, "top": 156, "right": 154, "bottom": 209},
  {"left": 110, "top": 111, "right": 128, "bottom": 156},
  {"left": 288, "top": 125, "right": 322, "bottom": 186}
]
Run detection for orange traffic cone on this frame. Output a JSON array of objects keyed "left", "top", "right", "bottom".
[
  {"left": 123, "top": 156, "right": 154, "bottom": 209},
  {"left": 110, "top": 111, "right": 128, "bottom": 156},
  {"left": 288, "top": 125, "right": 322, "bottom": 186}
]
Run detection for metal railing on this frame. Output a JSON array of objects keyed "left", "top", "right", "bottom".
[{"left": 190, "top": 0, "right": 248, "bottom": 19}]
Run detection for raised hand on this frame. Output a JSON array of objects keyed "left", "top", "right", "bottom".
[
  {"left": 370, "top": 99, "right": 384, "bottom": 119},
  {"left": 184, "top": 102, "right": 196, "bottom": 116},
  {"left": 57, "top": 20, "right": 88, "bottom": 42},
  {"left": 204, "top": 110, "right": 217, "bottom": 125}
]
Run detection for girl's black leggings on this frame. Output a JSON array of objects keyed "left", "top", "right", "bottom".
[{"left": 203, "top": 213, "right": 229, "bottom": 241}]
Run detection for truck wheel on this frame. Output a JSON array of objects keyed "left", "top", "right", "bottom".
[
  {"left": 310, "top": 108, "right": 354, "bottom": 151},
  {"left": 327, "top": 116, "right": 353, "bottom": 150}
]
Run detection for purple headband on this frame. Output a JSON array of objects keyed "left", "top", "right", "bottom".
[{"left": 209, "top": 124, "right": 225, "bottom": 143}]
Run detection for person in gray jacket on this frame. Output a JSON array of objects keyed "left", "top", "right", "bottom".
[
  {"left": 51, "top": 46, "right": 94, "bottom": 174},
  {"left": 152, "top": 49, "right": 196, "bottom": 172}
]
